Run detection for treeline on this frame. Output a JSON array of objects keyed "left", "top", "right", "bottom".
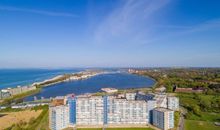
[
  {"left": 178, "top": 93, "right": 220, "bottom": 121},
  {"left": 136, "top": 68, "right": 220, "bottom": 93}
]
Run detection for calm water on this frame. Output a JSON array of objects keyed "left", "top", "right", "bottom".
[
  {"left": 25, "top": 72, "right": 155, "bottom": 101},
  {"left": 0, "top": 69, "right": 82, "bottom": 89}
]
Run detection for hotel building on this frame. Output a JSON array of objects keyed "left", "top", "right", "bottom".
[
  {"left": 152, "top": 107, "right": 174, "bottom": 130},
  {"left": 49, "top": 92, "right": 178, "bottom": 130},
  {"left": 167, "top": 96, "right": 179, "bottom": 111},
  {"left": 49, "top": 105, "right": 69, "bottom": 130}
]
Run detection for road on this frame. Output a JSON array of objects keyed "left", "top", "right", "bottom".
[
  {"left": 178, "top": 113, "right": 185, "bottom": 130},
  {"left": 177, "top": 107, "right": 187, "bottom": 130}
]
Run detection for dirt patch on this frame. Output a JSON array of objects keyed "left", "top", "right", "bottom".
[
  {"left": 198, "top": 121, "right": 204, "bottom": 126},
  {"left": 0, "top": 109, "right": 42, "bottom": 130}
]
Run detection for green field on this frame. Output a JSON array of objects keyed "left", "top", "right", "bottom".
[
  {"left": 5, "top": 105, "right": 50, "bottom": 130},
  {"left": 77, "top": 128, "right": 154, "bottom": 130},
  {"left": 185, "top": 120, "right": 220, "bottom": 130}
]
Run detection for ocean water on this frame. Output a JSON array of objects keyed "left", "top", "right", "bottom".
[
  {"left": 0, "top": 69, "right": 82, "bottom": 89},
  {"left": 25, "top": 72, "right": 155, "bottom": 101}
]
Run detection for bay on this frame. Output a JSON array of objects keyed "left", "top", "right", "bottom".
[{"left": 25, "top": 72, "right": 155, "bottom": 101}]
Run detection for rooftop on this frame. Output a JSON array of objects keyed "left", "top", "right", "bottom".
[{"left": 154, "top": 107, "right": 173, "bottom": 112}]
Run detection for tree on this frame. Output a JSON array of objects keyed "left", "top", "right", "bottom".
[
  {"left": 192, "top": 104, "right": 201, "bottom": 116},
  {"left": 200, "top": 98, "right": 211, "bottom": 111}
]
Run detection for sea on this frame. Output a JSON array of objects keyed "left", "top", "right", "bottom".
[{"left": 0, "top": 69, "right": 155, "bottom": 101}]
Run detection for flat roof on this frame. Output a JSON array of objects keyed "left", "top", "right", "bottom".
[{"left": 154, "top": 107, "right": 174, "bottom": 112}]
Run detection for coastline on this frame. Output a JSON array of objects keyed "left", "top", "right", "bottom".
[
  {"left": 1, "top": 70, "right": 156, "bottom": 104},
  {"left": 0, "top": 70, "right": 104, "bottom": 105}
]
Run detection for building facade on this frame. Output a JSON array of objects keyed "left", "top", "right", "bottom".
[
  {"left": 49, "top": 105, "right": 69, "bottom": 130},
  {"left": 107, "top": 96, "right": 148, "bottom": 124},
  {"left": 167, "top": 96, "right": 179, "bottom": 111},
  {"left": 152, "top": 108, "right": 174, "bottom": 130},
  {"left": 76, "top": 95, "right": 104, "bottom": 125},
  {"left": 49, "top": 93, "right": 178, "bottom": 130}
]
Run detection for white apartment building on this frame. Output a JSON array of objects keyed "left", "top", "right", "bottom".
[
  {"left": 49, "top": 93, "right": 177, "bottom": 130},
  {"left": 125, "top": 93, "right": 136, "bottom": 100},
  {"left": 76, "top": 95, "right": 104, "bottom": 125},
  {"left": 167, "top": 96, "right": 179, "bottom": 111},
  {"left": 154, "top": 94, "right": 167, "bottom": 108},
  {"left": 107, "top": 96, "right": 148, "bottom": 124},
  {"left": 152, "top": 107, "right": 174, "bottom": 130},
  {"left": 49, "top": 105, "right": 69, "bottom": 130}
]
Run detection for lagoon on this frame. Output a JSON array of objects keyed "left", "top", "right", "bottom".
[{"left": 24, "top": 72, "right": 155, "bottom": 101}]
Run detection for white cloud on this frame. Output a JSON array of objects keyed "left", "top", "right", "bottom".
[
  {"left": 94, "top": 0, "right": 170, "bottom": 44},
  {"left": 0, "top": 6, "right": 78, "bottom": 17}
]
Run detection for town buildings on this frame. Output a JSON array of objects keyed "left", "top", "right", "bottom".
[
  {"left": 0, "top": 85, "right": 36, "bottom": 100},
  {"left": 101, "top": 88, "right": 118, "bottom": 93},
  {"left": 152, "top": 108, "right": 174, "bottom": 130},
  {"left": 0, "top": 89, "right": 11, "bottom": 99},
  {"left": 49, "top": 92, "right": 179, "bottom": 130}
]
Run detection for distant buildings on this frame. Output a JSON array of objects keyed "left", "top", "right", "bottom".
[
  {"left": 175, "top": 87, "right": 204, "bottom": 93},
  {"left": 0, "top": 89, "right": 11, "bottom": 99},
  {"left": 0, "top": 85, "right": 36, "bottom": 100},
  {"left": 101, "top": 88, "right": 118, "bottom": 93},
  {"left": 49, "top": 92, "right": 179, "bottom": 130},
  {"left": 152, "top": 108, "right": 174, "bottom": 130}
]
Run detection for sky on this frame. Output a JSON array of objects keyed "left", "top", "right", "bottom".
[{"left": 0, "top": 0, "right": 220, "bottom": 68}]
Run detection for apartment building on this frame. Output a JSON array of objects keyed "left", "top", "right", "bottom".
[
  {"left": 154, "top": 94, "right": 167, "bottom": 108},
  {"left": 0, "top": 89, "right": 11, "bottom": 99},
  {"left": 167, "top": 96, "right": 179, "bottom": 111},
  {"left": 107, "top": 96, "right": 148, "bottom": 124},
  {"left": 152, "top": 107, "right": 174, "bottom": 130},
  {"left": 49, "top": 105, "right": 69, "bottom": 130},
  {"left": 125, "top": 93, "right": 136, "bottom": 100},
  {"left": 49, "top": 93, "right": 178, "bottom": 130},
  {"left": 76, "top": 95, "right": 104, "bottom": 125},
  {"left": 8, "top": 86, "right": 22, "bottom": 95}
]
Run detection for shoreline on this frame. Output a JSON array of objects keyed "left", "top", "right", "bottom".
[
  {"left": 0, "top": 70, "right": 156, "bottom": 105},
  {"left": 0, "top": 70, "right": 105, "bottom": 104}
]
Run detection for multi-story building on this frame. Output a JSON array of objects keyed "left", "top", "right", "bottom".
[
  {"left": 167, "top": 96, "right": 179, "bottom": 111},
  {"left": 147, "top": 100, "right": 157, "bottom": 124},
  {"left": 76, "top": 95, "right": 104, "bottom": 125},
  {"left": 107, "top": 96, "right": 148, "bottom": 124},
  {"left": 0, "top": 89, "right": 11, "bottom": 99},
  {"left": 125, "top": 93, "right": 136, "bottom": 100},
  {"left": 49, "top": 105, "right": 69, "bottom": 130},
  {"left": 8, "top": 86, "right": 22, "bottom": 95},
  {"left": 154, "top": 94, "right": 167, "bottom": 108},
  {"left": 152, "top": 107, "right": 174, "bottom": 130},
  {"left": 49, "top": 93, "right": 177, "bottom": 130}
]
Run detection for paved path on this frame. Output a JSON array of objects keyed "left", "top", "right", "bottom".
[{"left": 178, "top": 107, "right": 187, "bottom": 130}]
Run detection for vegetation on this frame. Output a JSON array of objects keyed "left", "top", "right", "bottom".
[
  {"left": 135, "top": 68, "right": 220, "bottom": 93},
  {"left": 174, "top": 111, "right": 180, "bottom": 128},
  {"left": 5, "top": 105, "right": 49, "bottom": 130},
  {"left": 0, "top": 88, "right": 41, "bottom": 106},
  {"left": 185, "top": 120, "right": 219, "bottom": 130},
  {"left": 134, "top": 68, "right": 220, "bottom": 130},
  {"left": 177, "top": 93, "right": 220, "bottom": 121},
  {"left": 76, "top": 128, "right": 154, "bottom": 130}
]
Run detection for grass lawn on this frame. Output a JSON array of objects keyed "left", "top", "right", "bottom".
[
  {"left": 4, "top": 105, "right": 49, "bottom": 130},
  {"left": 185, "top": 120, "right": 220, "bottom": 130},
  {"left": 187, "top": 111, "right": 220, "bottom": 122},
  {"left": 77, "top": 128, "right": 154, "bottom": 130}
]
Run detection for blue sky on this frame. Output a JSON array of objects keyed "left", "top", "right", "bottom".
[{"left": 0, "top": 0, "right": 220, "bottom": 68}]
